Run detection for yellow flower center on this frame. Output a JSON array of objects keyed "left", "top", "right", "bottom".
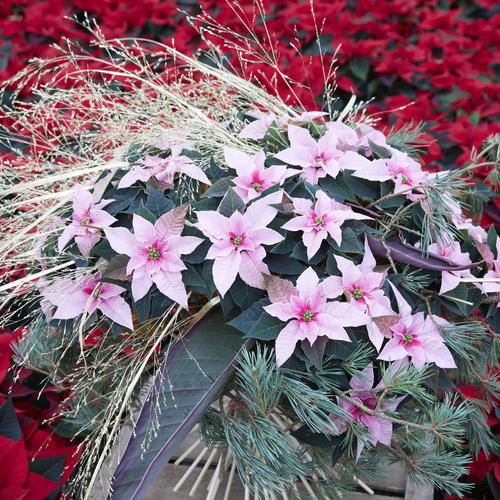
[{"left": 352, "top": 288, "right": 363, "bottom": 300}]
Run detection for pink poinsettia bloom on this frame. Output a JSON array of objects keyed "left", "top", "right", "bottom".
[
  {"left": 263, "top": 267, "right": 370, "bottom": 367},
  {"left": 226, "top": 148, "right": 296, "bottom": 203},
  {"left": 274, "top": 125, "right": 344, "bottom": 184},
  {"left": 118, "top": 146, "right": 210, "bottom": 190},
  {"left": 104, "top": 205, "right": 203, "bottom": 308},
  {"left": 195, "top": 192, "right": 284, "bottom": 297},
  {"left": 42, "top": 271, "right": 133, "bottom": 330},
  {"left": 322, "top": 240, "right": 394, "bottom": 351},
  {"left": 282, "top": 190, "right": 371, "bottom": 259},
  {"left": 427, "top": 241, "right": 474, "bottom": 295},
  {"left": 58, "top": 185, "right": 116, "bottom": 257},
  {"left": 377, "top": 283, "right": 456, "bottom": 369},
  {"left": 238, "top": 111, "right": 327, "bottom": 140},
  {"left": 332, "top": 364, "right": 403, "bottom": 459}
]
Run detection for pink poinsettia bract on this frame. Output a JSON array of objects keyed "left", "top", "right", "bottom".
[
  {"left": 264, "top": 267, "right": 370, "bottom": 367},
  {"left": 43, "top": 271, "right": 133, "bottom": 330},
  {"left": 282, "top": 190, "right": 371, "bottom": 259},
  {"left": 377, "top": 283, "right": 456, "bottom": 368},
  {"left": 195, "top": 192, "right": 284, "bottom": 297},
  {"left": 58, "top": 185, "right": 116, "bottom": 257},
  {"left": 332, "top": 364, "right": 403, "bottom": 459},
  {"left": 104, "top": 205, "right": 203, "bottom": 308}
]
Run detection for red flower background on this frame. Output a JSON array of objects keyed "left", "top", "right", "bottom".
[{"left": 1, "top": 0, "right": 500, "bottom": 497}]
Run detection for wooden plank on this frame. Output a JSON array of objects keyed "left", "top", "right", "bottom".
[{"left": 404, "top": 476, "right": 434, "bottom": 500}]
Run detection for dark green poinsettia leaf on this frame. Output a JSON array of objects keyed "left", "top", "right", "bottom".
[
  {"left": 292, "top": 425, "right": 343, "bottom": 449},
  {"left": 218, "top": 188, "right": 246, "bottom": 217},
  {"left": 28, "top": 455, "right": 66, "bottom": 483},
  {"left": 202, "top": 177, "right": 235, "bottom": 198},
  {"left": 137, "top": 200, "right": 157, "bottom": 224},
  {"left": 145, "top": 187, "right": 174, "bottom": 218},
  {"left": 244, "top": 312, "right": 287, "bottom": 341},
  {"left": 228, "top": 298, "right": 270, "bottom": 334},
  {"left": 0, "top": 399, "right": 22, "bottom": 441}
]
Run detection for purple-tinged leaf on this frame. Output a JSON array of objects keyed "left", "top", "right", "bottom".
[
  {"left": 365, "top": 234, "right": 478, "bottom": 272},
  {"left": 301, "top": 337, "right": 328, "bottom": 370},
  {"left": 108, "top": 307, "right": 251, "bottom": 500},
  {"left": 102, "top": 254, "right": 132, "bottom": 282}
]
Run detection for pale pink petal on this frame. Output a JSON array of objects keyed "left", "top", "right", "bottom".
[
  {"left": 244, "top": 191, "right": 282, "bottom": 230},
  {"left": 276, "top": 320, "right": 303, "bottom": 367},
  {"left": 288, "top": 124, "right": 318, "bottom": 150},
  {"left": 167, "top": 235, "right": 203, "bottom": 258},
  {"left": 410, "top": 346, "right": 426, "bottom": 369},
  {"left": 365, "top": 293, "right": 394, "bottom": 317},
  {"left": 99, "top": 295, "right": 134, "bottom": 330},
  {"left": 224, "top": 148, "right": 255, "bottom": 175},
  {"left": 322, "top": 302, "right": 370, "bottom": 327},
  {"left": 320, "top": 276, "right": 344, "bottom": 299},
  {"left": 131, "top": 269, "right": 153, "bottom": 301},
  {"left": 274, "top": 146, "right": 314, "bottom": 168},
  {"left": 360, "top": 239, "right": 377, "bottom": 274},
  {"left": 154, "top": 270, "right": 189, "bottom": 309},
  {"left": 104, "top": 227, "right": 140, "bottom": 257},
  {"left": 264, "top": 274, "right": 298, "bottom": 303},
  {"left": 239, "top": 248, "right": 268, "bottom": 289},
  {"left": 439, "top": 271, "right": 460, "bottom": 295},
  {"left": 376, "top": 417, "right": 393, "bottom": 446},
  {"left": 388, "top": 282, "right": 412, "bottom": 319},
  {"left": 212, "top": 251, "right": 242, "bottom": 297},
  {"left": 350, "top": 365, "right": 374, "bottom": 391},
  {"left": 377, "top": 338, "right": 408, "bottom": 362},
  {"left": 325, "top": 223, "right": 342, "bottom": 246},
  {"left": 339, "top": 151, "right": 371, "bottom": 171},
  {"left": 90, "top": 210, "right": 116, "bottom": 227},
  {"left": 52, "top": 290, "right": 89, "bottom": 319},
  {"left": 335, "top": 255, "right": 361, "bottom": 284},
  {"left": 315, "top": 314, "right": 350, "bottom": 341},
  {"left": 296, "top": 267, "right": 320, "bottom": 297},
  {"left": 361, "top": 414, "right": 381, "bottom": 445},
  {"left": 317, "top": 129, "right": 340, "bottom": 153},
  {"left": 302, "top": 230, "right": 327, "bottom": 259},
  {"left": 75, "top": 232, "right": 101, "bottom": 257},
  {"left": 196, "top": 211, "right": 231, "bottom": 240},
  {"left": 118, "top": 167, "right": 152, "bottom": 189},
  {"left": 366, "top": 322, "right": 386, "bottom": 352},
  {"left": 206, "top": 241, "right": 234, "bottom": 259},
  {"left": 179, "top": 161, "right": 211, "bottom": 185},
  {"left": 282, "top": 216, "right": 309, "bottom": 233},
  {"left": 352, "top": 158, "right": 392, "bottom": 182},
  {"left": 58, "top": 226, "right": 76, "bottom": 252},
  {"left": 264, "top": 301, "right": 297, "bottom": 322},
  {"left": 133, "top": 215, "right": 156, "bottom": 244}
]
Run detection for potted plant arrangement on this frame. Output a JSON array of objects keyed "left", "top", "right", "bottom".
[{"left": 1, "top": 22, "right": 500, "bottom": 500}]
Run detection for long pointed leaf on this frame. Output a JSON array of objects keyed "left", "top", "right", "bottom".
[
  {"left": 366, "top": 233, "right": 477, "bottom": 272},
  {"left": 108, "top": 307, "right": 251, "bottom": 500}
]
